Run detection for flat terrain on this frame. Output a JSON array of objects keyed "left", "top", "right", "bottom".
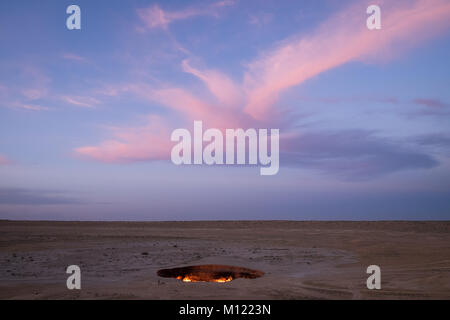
[{"left": 0, "top": 220, "right": 449, "bottom": 299}]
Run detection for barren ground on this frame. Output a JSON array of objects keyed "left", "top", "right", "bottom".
[{"left": 0, "top": 220, "right": 449, "bottom": 299}]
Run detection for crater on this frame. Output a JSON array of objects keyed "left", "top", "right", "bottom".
[{"left": 157, "top": 264, "right": 264, "bottom": 283}]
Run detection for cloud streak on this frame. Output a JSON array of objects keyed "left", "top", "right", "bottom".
[
  {"left": 0, "top": 155, "right": 11, "bottom": 165},
  {"left": 243, "top": 0, "right": 450, "bottom": 120},
  {"left": 0, "top": 188, "right": 82, "bottom": 205},
  {"left": 408, "top": 98, "right": 450, "bottom": 117},
  {"left": 61, "top": 53, "right": 89, "bottom": 63},
  {"left": 281, "top": 130, "right": 439, "bottom": 180},
  {"left": 75, "top": 0, "right": 450, "bottom": 179},
  {"left": 61, "top": 95, "right": 100, "bottom": 108},
  {"left": 75, "top": 115, "right": 172, "bottom": 163},
  {"left": 137, "top": 1, "right": 235, "bottom": 30},
  {"left": 413, "top": 98, "right": 448, "bottom": 109}
]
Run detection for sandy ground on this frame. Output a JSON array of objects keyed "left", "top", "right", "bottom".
[{"left": 0, "top": 220, "right": 449, "bottom": 300}]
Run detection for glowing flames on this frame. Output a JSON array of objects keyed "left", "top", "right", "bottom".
[
  {"left": 176, "top": 274, "right": 233, "bottom": 283},
  {"left": 157, "top": 264, "right": 264, "bottom": 283}
]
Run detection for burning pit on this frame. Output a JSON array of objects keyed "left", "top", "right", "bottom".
[{"left": 157, "top": 264, "right": 264, "bottom": 283}]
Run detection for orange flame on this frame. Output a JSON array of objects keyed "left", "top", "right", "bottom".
[{"left": 176, "top": 274, "right": 233, "bottom": 283}]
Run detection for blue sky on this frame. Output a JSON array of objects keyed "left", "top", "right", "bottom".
[{"left": 1, "top": 0, "right": 450, "bottom": 220}]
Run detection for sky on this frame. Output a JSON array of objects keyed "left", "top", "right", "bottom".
[{"left": 0, "top": 0, "right": 450, "bottom": 220}]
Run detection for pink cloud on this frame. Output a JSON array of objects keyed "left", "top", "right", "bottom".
[
  {"left": 17, "top": 66, "right": 51, "bottom": 102},
  {"left": 181, "top": 60, "right": 243, "bottom": 108},
  {"left": 243, "top": 0, "right": 450, "bottom": 120},
  {"left": 248, "top": 13, "right": 273, "bottom": 26},
  {"left": 62, "top": 53, "right": 88, "bottom": 63},
  {"left": 21, "top": 88, "right": 47, "bottom": 100},
  {"left": 414, "top": 98, "right": 447, "bottom": 108},
  {"left": 76, "top": 0, "right": 450, "bottom": 163},
  {"left": 16, "top": 104, "right": 50, "bottom": 111},
  {"left": 61, "top": 95, "right": 100, "bottom": 108},
  {"left": 137, "top": 1, "right": 234, "bottom": 30},
  {"left": 74, "top": 78, "right": 249, "bottom": 163},
  {"left": 75, "top": 116, "right": 172, "bottom": 163},
  {"left": 0, "top": 155, "right": 11, "bottom": 165},
  {"left": 137, "top": 5, "right": 169, "bottom": 30},
  {"left": 0, "top": 66, "right": 51, "bottom": 112},
  {"left": 125, "top": 83, "right": 245, "bottom": 129},
  {"left": 127, "top": 84, "right": 211, "bottom": 118}
]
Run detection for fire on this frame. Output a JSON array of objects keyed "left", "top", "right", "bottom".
[
  {"left": 176, "top": 274, "right": 233, "bottom": 283},
  {"left": 157, "top": 264, "right": 264, "bottom": 283}
]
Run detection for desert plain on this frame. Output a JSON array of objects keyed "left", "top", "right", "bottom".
[{"left": 0, "top": 220, "right": 449, "bottom": 299}]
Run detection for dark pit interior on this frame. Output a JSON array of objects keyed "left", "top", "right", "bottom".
[{"left": 157, "top": 264, "right": 264, "bottom": 283}]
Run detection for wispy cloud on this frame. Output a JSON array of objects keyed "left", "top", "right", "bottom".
[
  {"left": 413, "top": 133, "right": 450, "bottom": 148},
  {"left": 181, "top": 59, "right": 243, "bottom": 108},
  {"left": 413, "top": 98, "right": 448, "bottom": 109},
  {"left": 0, "top": 155, "right": 11, "bottom": 165},
  {"left": 0, "top": 188, "right": 82, "bottom": 205},
  {"left": 61, "top": 95, "right": 100, "bottom": 108},
  {"left": 281, "top": 130, "right": 438, "bottom": 180},
  {"left": 21, "top": 88, "right": 47, "bottom": 100},
  {"left": 75, "top": 115, "right": 171, "bottom": 163},
  {"left": 0, "top": 84, "right": 6, "bottom": 95},
  {"left": 0, "top": 65, "right": 52, "bottom": 112},
  {"left": 408, "top": 98, "right": 450, "bottom": 117},
  {"left": 243, "top": 0, "right": 450, "bottom": 120},
  {"left": 61, "top": 53, "right": 88, "bottom": 63},
  {"left": 15, "top": 103, "right": 50, "bottom": 111},
  {"left": 19, "top": 66, "right": 51, "bottom": 101},
  {"left": 248, "top": 12, "right": 273, "bottom": 26},
  {"left": 75, "top": 0, "right": 450, "bottom": 180},
  {"left": 409, "top": 133, "right": 450, "bottom": 157},
  {"left": 137, "top": 1, "right": 235, "bottom": 30}
]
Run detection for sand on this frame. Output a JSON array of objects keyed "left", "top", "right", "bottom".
[{"left": 0, "top": 220, "right": 449, "bottom": 299}]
